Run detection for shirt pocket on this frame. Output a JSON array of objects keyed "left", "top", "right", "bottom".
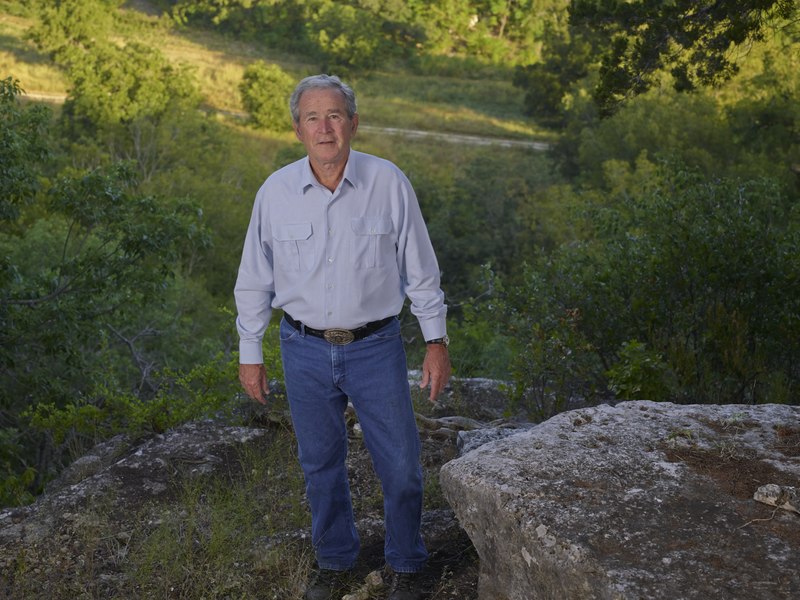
[
  {"left": 350, "top": 216, "right": 393, "bottom": 269},
  {"left": 272, "top": 222, "right": 314, "bottom": 272}
]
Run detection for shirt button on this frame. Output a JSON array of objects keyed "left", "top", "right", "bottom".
[
  {"left": 327, "top": 283, "right": 334, "bottom": 289},
  {"left": 327, "top": 311, "right": 332, "bottom": 316},
  {"left": 327, "top": 257, "right": 334, "bottom": 263}
]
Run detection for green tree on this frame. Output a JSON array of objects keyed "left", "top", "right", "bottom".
[
  {"left": 497, "top": 164, "right": 800, "bottom": 411},
  {"left": 513, "top": 28, "right": 594, "bottom": 126},
  {"left": 30, "top": 0, "right": 120, "bottom": 59},
  {"left": 63, "top": 41, "right": 199, "bottom": 126},
  {"left": 239, "top": 62, "right": 295, "bottom": 131},
  {"left": 0, "top": 78, "right": 51, "bottom": 222},
  {"left": 0, "top": 161, "right": 210, "bottom": 488},
  {"left": 569, "top": 0, "right": 798, "bottom": 114},
  {"left": 33, "top": 0, "right": 199, "bottom": 127}
]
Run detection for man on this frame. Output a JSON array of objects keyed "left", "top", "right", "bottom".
[{"left": 234, "top": 74, "right": 451, "bottom": 600}]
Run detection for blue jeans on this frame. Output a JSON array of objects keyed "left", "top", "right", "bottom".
[{"left": 279, "top": 317, "right": 428, "bottom": 573}]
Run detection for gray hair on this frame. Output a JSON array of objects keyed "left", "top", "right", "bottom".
[{"left": 289, "top": 74, "right": 357, "bottom": 123}]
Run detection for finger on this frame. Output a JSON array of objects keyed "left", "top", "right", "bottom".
[
  {"left": 261, "top": 373, "right": 270, "bottom": 396},
  {"left": 429, "top": 374, "right": 444, "bottom": 402},
  {"left": 241, "top": 378, "right": 265, "bottom": 404},
  {"left": 419, "top": 369, "right": 430, "bottom": 390}
]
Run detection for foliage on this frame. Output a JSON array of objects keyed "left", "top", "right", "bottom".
[
  {"left": 239, "top": 61, "right": 294, "bottom": 131},
  {"left": 0, "top": 162, "right": 210, "bottom": 493},
  {"left": 445, "top": 302, "right": 513, "bottom": 380},
  {"left": 0, "top": 78, "right": 51, "bottom": 221},
  {"left": 415, "top": 148, "right": 556, "bottom": 301},
  {"left": 569, "top": 0, "right": 798, "bottom": 114},
  {"left": 512, "top": 28, "right": 595, "bottom": 126},
  {"left": 25, "top": 350, "right": 240, "bottom": 448},
  {"left": 574, "top": 91, "right": 737, "bottom": 187},
  {"left": 32, "top": 0, "right": 199, "bottom": 127},
  {"left": 62, "top": 41, "right": 199, "bottom": 126},
  {"left": 159, "top": 0, "right": 568, "bottom": 67},
  {"left": 29, "top": 0, "right": 121, "bottom": 55},
  {"left": 492, "top": 264, "right": 602, "bottom": 420},
  {"left": 606, "top": 340, "right": 673, "bottom": 402},
  {"left": 496, "top": 164, "right": 800, "bottom": 408}
]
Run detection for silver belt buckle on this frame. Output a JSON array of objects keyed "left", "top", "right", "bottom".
[{"left": 323, "top": 328, "right": 355, "bottom": 345}]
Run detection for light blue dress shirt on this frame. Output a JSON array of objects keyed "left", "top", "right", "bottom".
[{"left": 234, "top": 150, "right": 447, "bottom": 364}]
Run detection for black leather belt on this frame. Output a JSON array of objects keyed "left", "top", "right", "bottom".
[{"left": 283, "top": 313, "right": 396, "bottom": 345}]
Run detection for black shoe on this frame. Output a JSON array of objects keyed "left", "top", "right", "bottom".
[
  {"left": 303, "top": 568, "right": 350, "bottom": 600},
  {"left": 387, "top": 571, "right": 423, "bottom": 600}
]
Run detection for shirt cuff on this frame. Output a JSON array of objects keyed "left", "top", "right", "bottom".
[
  {"left": 239, "top": 340, "right": 264, "bottom": 365},
  {"left": 418, "top": 318, "right": 447, "bottom": 343}
]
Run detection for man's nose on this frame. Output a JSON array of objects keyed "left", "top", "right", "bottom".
[{"left": 319, "top": 117, "right": 332, "bottom": 132}]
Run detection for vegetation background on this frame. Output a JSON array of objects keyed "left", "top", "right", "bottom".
[{"left": 0, "top": 0, "right": 798, "bottom": 592}]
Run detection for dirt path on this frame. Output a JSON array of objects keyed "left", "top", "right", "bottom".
[{"left": 22, "top": 91, "right": 550, "bottom": 151}]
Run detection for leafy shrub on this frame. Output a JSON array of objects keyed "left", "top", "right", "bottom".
[
  {"left": 239, "top": 62, "right": 295, "bottom": 131},
  {"left": 25, "top": 351, "right": 240, "bottom": 447},
  {"left": 0, "top": 155, "right": 210, "bottom": 501},
  {"left": 0, "top": 78, "right": 50, "bottom": 221},
  {"left": 496, "top": 163, "right": 800, "bottom": 407},
  {"left": 606, "top": 340, "right": 673, "bottom": 402}
]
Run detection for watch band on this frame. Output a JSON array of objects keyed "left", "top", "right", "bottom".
[{"left": 426, "top": 335, "right": 449, "bottom": 348}]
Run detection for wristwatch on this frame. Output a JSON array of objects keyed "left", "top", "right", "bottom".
[{"left": 426, "top": 335, "right": 450, "bottom": 348}]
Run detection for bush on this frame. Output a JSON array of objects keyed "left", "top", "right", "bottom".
[
  {"left": 496, "top": 163, "right": 800, "bottom": 407},
  {"left": 239, "top": 62, "right": 295, "bottom": 132}
]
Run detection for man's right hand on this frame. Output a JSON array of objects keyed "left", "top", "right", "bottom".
[{"left": 239, "top": 363, "right": 269, "bottom": 405}]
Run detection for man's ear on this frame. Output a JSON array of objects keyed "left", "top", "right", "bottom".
[{"left": 351, "top": 113, "right": 359, "bottom": 136}]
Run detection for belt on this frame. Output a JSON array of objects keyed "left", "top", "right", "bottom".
[{"left": 283, "top": 313, "right": 397, "bottom": 345}]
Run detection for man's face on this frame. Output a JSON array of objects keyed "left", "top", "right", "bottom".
[{"left": 293, "top": 87, "right": 358, "bottom": 169}]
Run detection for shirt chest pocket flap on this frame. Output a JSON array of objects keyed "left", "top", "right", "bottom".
[
  {"left": 272, "top": 222, "right": 314, "bottom": 271},
  {"left": 351, "top": 216, "right": 393, "bottom": 269}
]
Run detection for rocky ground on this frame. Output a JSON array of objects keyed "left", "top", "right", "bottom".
[{"left": 0, "top": 377, "right": 522, "bottom": 599}]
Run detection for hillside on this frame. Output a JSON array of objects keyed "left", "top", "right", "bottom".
[{"left": 0, "top": 2, "right": 550, "bottom": 141}]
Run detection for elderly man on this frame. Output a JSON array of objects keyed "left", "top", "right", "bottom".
[{"left": 234, "top": 74, "right": 450, "bottom": 600}]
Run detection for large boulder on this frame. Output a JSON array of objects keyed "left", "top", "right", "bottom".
[{"left": 440, "top": 401, "right": 800, "bottom": 599}]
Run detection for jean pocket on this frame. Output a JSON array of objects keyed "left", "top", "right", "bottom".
[
  {"left": 351, "top": 216, "right": 393, "bottom": 269},
  {"left": 279, "top": 318, "right": 301, "bottom": 342},
  {"left": 272, "top": 222, "right": 314, "bottom": 271}
]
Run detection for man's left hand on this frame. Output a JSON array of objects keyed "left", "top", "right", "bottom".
[{"left": 420, "top": 344, "right": 451, "bottom": 402}]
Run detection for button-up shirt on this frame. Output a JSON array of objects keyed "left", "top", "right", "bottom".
[{"left": 234, "top": 150, "right": 447, "bottom": 364}]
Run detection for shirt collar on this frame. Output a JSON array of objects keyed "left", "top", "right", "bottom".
[{"left": 299, "top": 151, "right": 360, "bottom": 193}]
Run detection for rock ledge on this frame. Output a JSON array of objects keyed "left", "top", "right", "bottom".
[{"left": 440, "top": 401, "right": 800, "bottom": 599}]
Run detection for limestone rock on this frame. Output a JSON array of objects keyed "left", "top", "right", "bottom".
[
  {"left": 0, "top": 420, "right": 269, "bottom": 545},
  {"left": 440, "top": 401, "right": 800, "bottom": 599},
  {"left": 754, "top": 484, "right": 799, "bottom": 514},
  {"left": 457, "top": 425, "right": 533, "bottom": 455}
]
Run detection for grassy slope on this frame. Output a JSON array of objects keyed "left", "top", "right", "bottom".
[{"left": 0, "top": 3, "right": 552, "bottom": 141}]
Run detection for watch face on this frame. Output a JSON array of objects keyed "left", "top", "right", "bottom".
[{"left": 428, "top": 335, "right": 450, "bottom": 347}]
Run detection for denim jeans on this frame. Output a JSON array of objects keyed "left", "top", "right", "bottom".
[{"left": 279, "top": 316, "right": 428, "bottom": 573}]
